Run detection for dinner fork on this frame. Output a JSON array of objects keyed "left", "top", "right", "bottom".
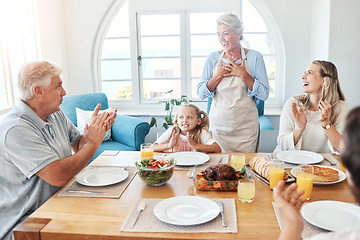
[
  {"left": 324, "top": 157, "right": 337, "bottom": 166},
  {"left": 131, "top": 200, "right": 146, "bottom": 228}
]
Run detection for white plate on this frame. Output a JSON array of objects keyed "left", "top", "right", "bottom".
[
  {"left": 76, "top": 168, "right": 128, "bottom": 187},
  {"left": 301, "top": 200, "right": 360, "bottom": 231},
  {"left": 165, "top": 152, "right": 210, "bottom": 166},
  {"left": 277, "top": 150, "right": 323, "bottom": 165},
  {"left": 154, "top": 196, "right": 219, "bottom": 226},
  {"left": 291, "top": 165, "right": 346, "bottom": 185}
]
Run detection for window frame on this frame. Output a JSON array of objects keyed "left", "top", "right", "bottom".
[{"left": 93, "top": 0, "right": 285, "bottom": 111}]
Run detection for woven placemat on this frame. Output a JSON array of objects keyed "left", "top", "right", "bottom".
[
  {"left": 120, "top": 198, "right": 237, "bottom": 233},
  {"left": 58, "top": 166, "right": 136, "bottom": 198}
]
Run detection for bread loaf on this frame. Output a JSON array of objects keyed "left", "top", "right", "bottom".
[{"left": 249, "top": 156, "right": 288, "bottom": 181}]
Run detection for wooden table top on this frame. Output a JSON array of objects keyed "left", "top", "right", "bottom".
[{"left": 14, "top": 152, "right": 355, "bottom": 240}]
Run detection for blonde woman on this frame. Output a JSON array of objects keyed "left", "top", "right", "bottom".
[
  {"left": 274, "top": 60, "right": 348, "bottom": 153},
  {"left": 152, "top": 104, "right": 221, "bottom": 153}
]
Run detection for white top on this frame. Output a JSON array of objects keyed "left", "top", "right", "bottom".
[
  {"left": 155, "top": 126, "right": 216, "bottom": 145},
  {"left": 304, "top": 227, "right": 360, "bottom": 240},
  {"left": 274, "top": 98, "right": 349, "bottom": 153}
]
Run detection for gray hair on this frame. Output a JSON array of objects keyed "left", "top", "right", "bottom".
[
  {"left": 217, "top": 13, "right": 244, "bottom": 35},
  {"left": 18, "top": 61, "right": 62, "bottom": 101}
]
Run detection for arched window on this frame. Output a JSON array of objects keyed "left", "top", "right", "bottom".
[{"left": 93, "top": 0, "right": 284, "bottom": 110}]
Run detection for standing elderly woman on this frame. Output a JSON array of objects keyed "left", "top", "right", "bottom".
[
  {"left": 274, "top": 60, "right": 348, "bottom": 153},
  {"left": 197, "top": 13, "right": 269, "bottom": 153}
]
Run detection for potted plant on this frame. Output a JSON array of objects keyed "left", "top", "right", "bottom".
[{"left": 150, "top": 90, "right": 188, "bottom": 130}]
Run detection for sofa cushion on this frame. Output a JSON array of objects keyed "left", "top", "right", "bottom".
[{"left": 76, "top": 107, "right": 112, "bottom": 141}]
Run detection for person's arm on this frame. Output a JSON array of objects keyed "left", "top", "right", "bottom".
[
  {"left": 186, "top": 132, "right": 221, "bottom": 153},
  {"left": 276, "top": 99, "right": 301, "bottom": 151},
  {"left": 36, "top": 111, "right": 111, "bottom": 186},
  {"left": 72, "top": 104, "right": 117, "bottom": 153},
  {"left": 151, "top": 130, "right": 179, "bottom": 152},
  {"left": 197, "top": 52, "right": 224, "bottom": 100},
  {"left": 273, "top": 181, "right": 307, "bottom": 240},
  {"left": 319, "top": 100, "right": 347, "bottom": 152},
  {"left": 292, "top": 102, "right": 307, "bottom": 145}
]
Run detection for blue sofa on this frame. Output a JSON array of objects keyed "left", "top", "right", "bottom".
[
  {"left": 207, "top": 97, "right": 274, "bottom": 130},
  {"left": 61, "top": 93, "right": 150, "bottom": 162}
]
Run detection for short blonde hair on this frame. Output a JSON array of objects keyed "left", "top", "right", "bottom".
[{"left": 18, "top": 61, "right": 62, "bottom": 101}]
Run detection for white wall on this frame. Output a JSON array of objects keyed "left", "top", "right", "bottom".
[{"left": 328, "top": 0, "right": 360, "bottom": 109}]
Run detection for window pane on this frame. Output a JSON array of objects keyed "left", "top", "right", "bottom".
[
  {"left": 191, "top": 57, "right": 206, "bottom": 77},
  {"left": 141, "top": 36, "right": 180, "bottom": 57},
  {"left": 101, "top": 60, "right": 131, "bottom": 80},
  {"left": 242, "top": 0, "right": 268, "bottom": 32},
  {"left": 191, "top": 78, "right": 200, "bottom": 99},
  {"left": 102, "top": 81, "right": 132, "bottom": 100},
  {"left": 191, "top": 35, "right": 219, "bottom": 56},
  {"left": 102, "top": 39, "right": 130, "bottom": 59},
  {"left": 190, "top": 12, "right": 225, "bottom": 34},
  {"left": 0, "top": 62, "right": 9, "bottom": 110},
  {"left": 106, "top": 1, "right": 129, "bottom": 38},
  {"left": 140, "top": 14, "right": 180, "bottom": 36},
  {"left": 263, "top": 55, "right": 276, "bottom": 98},
  {"left": 242, "top": 33, "right": 274, "bottom": 54},
  {"left": 143, "top": 79, "right": 181, "bottom": 99},
  {"left": 142, "top": 58, "right": 181, "bottom": 78}
]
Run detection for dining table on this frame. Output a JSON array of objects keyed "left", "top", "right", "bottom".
[{"left": 13, "top": 151, "right": 356, "bottom": 240}]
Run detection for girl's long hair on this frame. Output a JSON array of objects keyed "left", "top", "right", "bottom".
[
  {"left": 295, "top": 60, "right": 345, "bottom": 124},
  {"left": 172, "top": 104, "right": 209, "bottom": 144}
]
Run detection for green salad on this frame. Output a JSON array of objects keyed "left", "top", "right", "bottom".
[{"left": 135, "top": 158, "right": 175, "bottom": 186}]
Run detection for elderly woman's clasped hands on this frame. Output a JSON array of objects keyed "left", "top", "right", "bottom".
[{"left": 220, "top": 57, "right": 248, "bottom": 79}]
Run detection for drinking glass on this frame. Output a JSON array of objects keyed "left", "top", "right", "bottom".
[
  {"left": 231, "top": 153, "right": 246, "bottom": 170},
  {"left": 140, "top": 143, "right": 154, "bottom": 160},
  {"left": 237, "top": 179, "right": 255, "bottom": 203},
  {"left": 295, "top": 165, "right": 314, "bottom": 200},
  {"left": 269, "top": 159, "right": 284, "bottom": 190}
]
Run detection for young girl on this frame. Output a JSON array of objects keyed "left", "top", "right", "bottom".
[{"left": 152, "top": 104, "right": 221, "bottom": 153}]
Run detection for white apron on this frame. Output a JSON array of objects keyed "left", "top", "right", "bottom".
[{"left": 209, "top": 47, "right": 259, "bottom": 153}]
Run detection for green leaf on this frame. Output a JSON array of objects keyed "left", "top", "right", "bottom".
[
  {"left": 165, "top": 90, "right": 173, "bottom": 94},
  {"left": 181, "top": 95, "right": 189, "bottom": 103},
  {"left": 149, "top": 117, "right": 157, "bottom": 128},
  {"left": 162, "top": 123, "right": 169, "bottom": 129},
  {"left": 165, "top": 115, "right": 172, "bottom": 125},
  {"left": 165, "top": 102, "right": 170, "bottom": 111}
]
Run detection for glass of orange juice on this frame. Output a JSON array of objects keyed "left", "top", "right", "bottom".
[
  {"left": 140, "top": 143, "right": 154, "bottom": 160},
  {"left": 237, "top": 179, "right": 255, "bottom": 203},
  {"left": 231, "top": 153, "right": 246, "bottom": 170},
  {"left": 269, "top": 159, "right": 284, "bottom": 190},
  {"left": 295, "top": 165, "right": 314, "bottom": 200}
]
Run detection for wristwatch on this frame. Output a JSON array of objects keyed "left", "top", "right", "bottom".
[{"left": 322, "top": 123, "right": 331, "bottom": 129}]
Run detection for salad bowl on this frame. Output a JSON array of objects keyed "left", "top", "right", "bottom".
[{"left": 135, "top": 158, "right": 175, "bottom": 186}]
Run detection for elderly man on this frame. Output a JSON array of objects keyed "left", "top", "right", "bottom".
[
  {"left": 274, "top": 106, "right": 360, "bottom": 240},
  {"left": 0, "top": 61, "right": 116, "bottom": 240}
]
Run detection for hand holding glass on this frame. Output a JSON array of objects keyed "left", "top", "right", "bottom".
[
  {"left": 269, "top": 160, "right": 284, "bottom": 189},
  {"left": 140, "top": 143, "right": 154, "bottom": 160},
  {"left": 295, "top": 165, "right": 314, "bottom": 200}
]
